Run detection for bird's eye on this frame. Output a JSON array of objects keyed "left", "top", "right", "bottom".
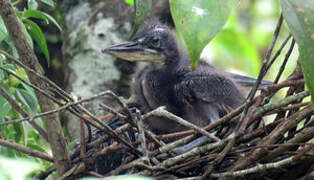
[{"left": 150, "top": 37, "right": 160, "bottom": 48}]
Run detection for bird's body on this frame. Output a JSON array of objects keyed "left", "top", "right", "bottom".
[
  {"left": 133, "top": 58, "right": 244, "bottom": 134},
  {"left": 103, "top": 21, "right": 271, "bottom": 135}
]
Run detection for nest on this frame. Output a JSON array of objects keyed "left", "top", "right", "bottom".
[{"left": 61, "top": 69, "right": 313, "bottom": 180}]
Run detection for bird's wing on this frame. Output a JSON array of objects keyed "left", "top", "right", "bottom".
[
  {"left": 230, "top": 73, "right": 273, "bottom": 87},
  {"left": 175, "top": 72, "right": 244, "bottom": 121},
  {"left": 177, "top": 73, "right": 239, "bottom": 103}
]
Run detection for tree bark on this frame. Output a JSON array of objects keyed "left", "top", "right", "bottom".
[
  {"left": 0, "top": 0, "right": 71, "bottom": 175},
  {"left": 60, "top": 0, "right": 135, "bottom": 140}
]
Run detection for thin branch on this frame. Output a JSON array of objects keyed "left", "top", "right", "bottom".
[
  {"left": 0, "top": 86, "right": 48, "bottom": 140},
  {"left": 229, "top": 105, "right": 314, "bottom": 171},
  {"left": 274, "top": 39, "right": 295, "bottom": 83},
  {"left": 0, "top": 139, "right": 53, "bottom": 162},
  {"left": 0, "top": 67, "right": 61, "bottom": 104},
  {"left": 211, "top": 151, "right": 314, "bottom": 178},
  {"left": 0, "top": 90, "right": 117, "bottom": 125},
  {"left": 0, "top": 49, "right": 73, "bottom": 102},
  {"left": 136, "top": 109, "right": 150, "bottom": 163},
  {"left": 239, "top": 14, "right": 283, "bottom": 134},
  {"left": 143, "top": 106, "right": 220, "bottom": 142},
  {"left": 266, "top": 34, "right": 292, "bottom": 71}
]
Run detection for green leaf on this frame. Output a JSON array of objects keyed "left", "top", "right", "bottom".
[
  {"left": 0, "top": 95, "right": 11, "bottom": 123},
  {"left": 23, "top": 9, "right": 62, "bottom": 31},
  {"left": 281, "top": 0, "right": 314, "bottom": 104},
  {"left": 40, "top": 0, "right": 55, "bottom": 7},
  {"left": 125, "top": 0, "right": 134, "bottom": 5},
  {"left": 0, "top": 17, "right": 8, "bottom": 43},
  {"left": 27, "top": 142, "right": 47, "bottom": 153},
  {"left": 169, "top": 0, "right": 237, "bottom": 69},
  {"left": 129, "top": 0, "right": 152, "bottom": 39},
  {"left": 15, "top": 88, "right": 38, "bottom": 115},
  {"left": 18, "top": 16, "right": 34, "bottom": 49},
  {"left": 28, "top": 0, "right": 38, "bottom": 10},
  {"left": 23, "top": 19, "right": 50, "bottom": 65}
]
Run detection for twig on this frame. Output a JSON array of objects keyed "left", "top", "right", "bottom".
[
  {"left": 211, "top": 151, "right": 314, "bottom": 177},
  {"left": 274, "top": 38, "right": 295, "bottom": 83},
  {"left": 99, "top": 103, "right": 127, "bottom": 119},
  {"left": 0, "top": 90, "right": 117, "bottom": 125},
  {"left": 239, "top": 14, "right": 283, "bottom": 135},
  {"left": 0, "top": 67, "right": 61, "bottom": 104},
  {"left": 229, "top": 105, "right": 314, "bottom": 172},
  {"left": 0, "top": 49, "right": 73, "bottom": 102},
  {"left": 143, "top": 106, "right": 220, "bottom": 142},
  {"left": 251, "top": 91, "right": 309, "bottom": 120},
  {"left": 266, "top": 34, "right": 292, "bottom": 70},
  {"left": 0, "top": 139, "right": 53, "bottom": 162},
  {"left": 0, "top": 86, "right": 48, "bottom": 140},
  {"left": 35, "top": 166, "right": 56, "bottom": 180},
  {"left": 77, "top": 106, "right": 142, "bottom": 156},
  {"left": 80, "top": 119, "right": 87, "bottom": 162},
  {"left": 201, "top": 137, "right": 235, "bottom": 179},
  {"left": 136, "top": 109, "right": 149, "bottom": 162}
]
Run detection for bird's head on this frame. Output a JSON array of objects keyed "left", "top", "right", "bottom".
[{"left": 102, "top": 21, "right": 179, "bottom": 66}]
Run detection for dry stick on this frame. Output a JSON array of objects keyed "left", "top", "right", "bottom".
[
  {"left": 70, "top": 123, "right": 131, "bottom": 161},
  {"left": 239, "top": 14, "right": 283, "bottom": 125},
  {"left": 36, "top": 166, "right": 57, "bottom": 180},
  {"left": 80, "top": 119, "right": 87, "bottom": 162},
  {"left": 0, "top": 49, "right": 73, "bottom": 102},
  {"left": 251, "top": 91, "right": 309, "bottom": 120},
  {"left": 99, "top": 103, "right": 127, "bottom": 119},
  {"left": 148, "top": 97, "right": 311, "bottom": 174},
  {"left": 105, "top": 91, "right": 136, "bottom": 127},
  {"left": 144, "top": 130, "right": 177, "bottom": 158},
  {"left": 143, "top": 106, "right": 220, "bottom": 142},
  {"left": 136, "top": 110, "right": 150, "bottom": 163},
  {"left": 155, "top": 154, "right": 217, "bottom": 176},
  {"left": 234, "top": 142, "right": 312, "bottom": 154},
  {"left": 156, "top": 103, "right": 246, "bottom": 142},
  {"left": 265, "top": 102, "right": 310, "bottom": 115},
  {"left": 274, "top": 39, "right": 296, "bottom": 83},
  {"left": 211, "top": 149, "right": 314, "bottom": 178},
  {"left": 0, "top": 81, "right": 137, "bottom": 156},
  {"left": 212, "top": 16, "right": 284, "bottom": 178},
  {"left": 76, "top": 105, "right": 142, "bottom": 156},
  {"left": 263, "top": 79, "right": 304, "bottom": 93},
  {"left": 266, "top": 34, "right": 292, "bottom": 71},
  {"left": 130, "top": 116, "right": 285, "bottom": 176},
  {"left": 229, "top": 105, "right": 314, "bottom": 172},
  {"left": 240, "top": 34, "right": 292, "bottom": 134},
  {"left": 0, "top": 67, "right": 61, "bottom": 103},
  {"left": 0, "top": 86, "right": 48, "bottom": 140},
  {"left": 0, "top": 91, "right": 114, "bottom": 126},
  {"left": 0, "top": 139, "right": 53, "bottom": 162},
  {"left": 151, "top": 104, "right": 245, "bottom": 157},
  {"left": 201, "top": 137, "right": 236, "bottom": 179},
  {"left": 264, "top": 126, "right": 314, "bottom": 161}
]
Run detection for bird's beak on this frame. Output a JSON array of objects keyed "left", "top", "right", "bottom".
[{"left": 102, "top": 41, "right": 166, "bottom": 64}]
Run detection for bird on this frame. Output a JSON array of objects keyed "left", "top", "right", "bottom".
[{"left": 102, "top": 20, "right": 271, "bottom": 136}]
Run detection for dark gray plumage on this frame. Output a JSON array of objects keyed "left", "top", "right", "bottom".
[{"left": 102, "top": 21, "right": 271, "bottom": 135}]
